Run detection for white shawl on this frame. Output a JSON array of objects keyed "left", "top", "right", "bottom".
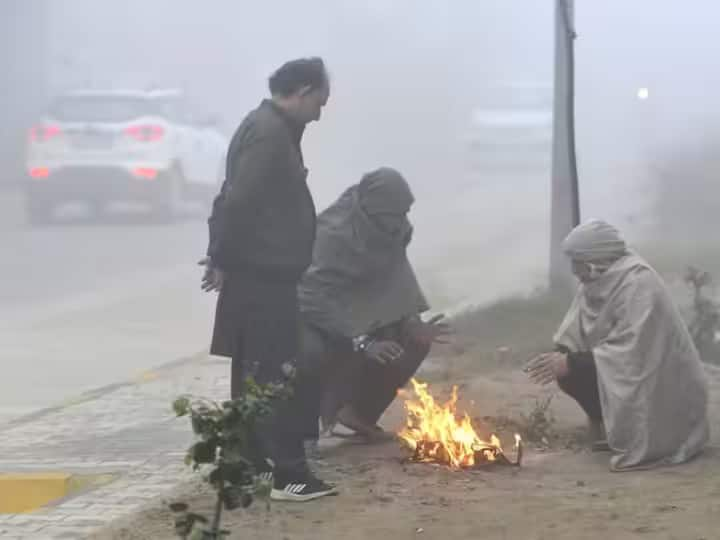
[{"left": 555, "top": 222, "right": 708, "bottom": 470}]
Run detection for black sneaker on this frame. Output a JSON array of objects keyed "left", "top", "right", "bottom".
[{"left": 270, "top": 472, "right": 338, "bottom": 502}]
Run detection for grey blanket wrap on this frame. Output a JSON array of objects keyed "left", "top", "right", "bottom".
[
  {"left": 555, "top": 249, "right": 709, "bottom": 471},
  {"left": 299, "top": 168, "right": 429, "bottom": 338}
]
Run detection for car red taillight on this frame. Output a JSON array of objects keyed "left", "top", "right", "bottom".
[
  {"left": 132, "top": 167, "right": 158, "bottom": 180},
  {"left": 125, "top": 125, "right": 164, "bottom": 142},
  {"left": 29, "top": 125, "right": 62, "bottom": 142},
  {"left": 29, "top": 167, "right": 50, "bottom": 178}
]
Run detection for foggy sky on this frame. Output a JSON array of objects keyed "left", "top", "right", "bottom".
[
  {"left": 42, "top": 1, "right": 720, "bottom": 211},
  {"left": 11, "top": 0, "right": 720, "bottom": 303}
]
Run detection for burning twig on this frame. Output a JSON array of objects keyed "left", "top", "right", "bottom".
[{"left": 472, "top": 434, "right": 523, "bottom": 468}]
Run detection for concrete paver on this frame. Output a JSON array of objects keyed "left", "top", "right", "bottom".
[{"left": 0, "top": 354, "right": 230, "bottom": 539}]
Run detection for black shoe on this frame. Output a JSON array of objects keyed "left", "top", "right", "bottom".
[{"left": 270, "top": 472, "right": 338, "bottom": 502}]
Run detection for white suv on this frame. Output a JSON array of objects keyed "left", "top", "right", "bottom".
[{"left": 25, "top": 88, "right": 227, "bottom": 223}]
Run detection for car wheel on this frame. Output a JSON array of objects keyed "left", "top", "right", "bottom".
[
  {"left": 152, "top": 167, "right": 183, "bottom": 222},
  {"left": 26, "top": 197, "right": 54, "bottom": 227},
  {"left": 198, "top": 162, "right": 224, "bottom": 211},
  {"left": 87, "top": 201, "right": 107, "bottom": 222}
]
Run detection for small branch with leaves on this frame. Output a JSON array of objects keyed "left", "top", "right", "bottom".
[
  {"left": 685, "top": 266, "right": 720, "bottom": 364},
  {"left": 170, "top": 379, "right": 291, "bottom": 539}
]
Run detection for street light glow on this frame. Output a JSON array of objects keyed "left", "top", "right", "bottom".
[{"left": 637, "top": 87, "right": 650, "bottom": 100}]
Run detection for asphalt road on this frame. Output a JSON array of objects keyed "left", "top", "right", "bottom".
[{"left": 0, "top": 193, "right": 217, "bottom": 424}]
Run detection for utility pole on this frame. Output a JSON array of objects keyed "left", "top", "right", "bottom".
[{"left": 549, "top": 0, "right": 580, "bottom": 293}]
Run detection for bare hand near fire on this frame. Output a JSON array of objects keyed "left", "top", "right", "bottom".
[
  {"left": 525, "top": 352, "right": 569, "bottom": 385},
  {"left": 405, "top": 314, "right": 452, "bottom": 346},
  {"left": 198, "top": 257, "right": 225, "bottom": 293},
  {"left": 365, "top": 340, "right": 405, "bottom": 365}
]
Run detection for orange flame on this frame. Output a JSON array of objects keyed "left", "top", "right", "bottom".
[{"left": 398, "top": 379, "right": 519, "bottom": 468}]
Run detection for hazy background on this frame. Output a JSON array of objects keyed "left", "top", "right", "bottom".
[{"left": 1, "top": 0, "right": 719, "bottom": 420}]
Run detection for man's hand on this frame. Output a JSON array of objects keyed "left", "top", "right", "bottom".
[
  {"left": 365, "top": 340, "right": 405, "bottom": 365},
  {"left": 404, "top": 314, "right": 452, "bottom": 346},
  {"left": 198, "top": 257, "right": 225, "bottom": 293},
  {"left": 525, "top": 352, "right": 569, "bottom": 385}
]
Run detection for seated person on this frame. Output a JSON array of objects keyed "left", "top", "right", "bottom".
[
  {"left": 527, "top": 220, "right": 708, "bottom": 471},
  {"left": 296, "top": 167, "right": 449, "bottom": 442}
]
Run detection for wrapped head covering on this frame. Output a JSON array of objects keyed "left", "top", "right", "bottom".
[
  {"left": 299, "top": 167, "right": 428, "bottom": 338},
  {"left": 358, "top": 167, "right": 414, "bottom": 215},
  {"left": 562, "top": 219, "right": 628, "bottom": 263}
]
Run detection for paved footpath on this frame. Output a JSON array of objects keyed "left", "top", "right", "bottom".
[{"left": 0, "top": 353, "right": 230, "bottom": 539}]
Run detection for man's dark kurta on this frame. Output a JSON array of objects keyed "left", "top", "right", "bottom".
[{"left": 208, "top": 99, "right": 316, "bottom": 363}]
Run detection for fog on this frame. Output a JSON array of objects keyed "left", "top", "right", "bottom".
[{"left": 2, "top": 0, "right": 720, "bottom": 418}]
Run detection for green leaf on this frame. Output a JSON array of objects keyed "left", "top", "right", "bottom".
[
  {"left": 189, "top": 529, "right": 207, "bottom": 540},
  {"left": 219, "top": 461, "right": 254, "bottom": 486},
  {"left": 222, "top": 443, "right": 252, "bottom": 466},
  {"left": 173, "top": 510, "right": 209, "bottom": 538},
  {"left": 198, "top": 529, "right": 219, "bottom": 540},
  {"left": 191, "top": 414, "right": 220, "bottom": 440},
  {"left": 174, "top": 514, "right": 192, "bottom": 537},
  {"left": 168, "top": 502, "right": 188, "bottom": 513},
  {"left": 173, "top": 396, "right": 191, "bottom": 417},
  {"left": 187, "top": 512, "right": 208, "bottom": 524},
  {"left": 255, "top": 480, "right": 272, "bottom": 499},
  {"left": 191, "top": 440, "right": 218, "bottom": 465}
]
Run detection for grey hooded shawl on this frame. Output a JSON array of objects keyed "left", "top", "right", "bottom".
[{"left": 299, "top": 168, "right": 429, "bottom": 338}]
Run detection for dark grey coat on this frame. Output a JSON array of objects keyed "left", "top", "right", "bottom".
[
  {"left": 208, "top": 99, "right": 316, "bottom": 277},
  {"left": 208, "top": 100, "right": 316, "bottom": 357}
]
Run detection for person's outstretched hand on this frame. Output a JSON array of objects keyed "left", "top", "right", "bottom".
[
  {"left": 198, "top": 256, "right": 225, "bottom": 292},
  {"left": 525, "top": 351, "right": 569, "bottom": 385},
  {"left": 404, "top": 314, "right": 452, "bottom": 346}
]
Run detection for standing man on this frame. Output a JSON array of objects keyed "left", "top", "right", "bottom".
[{"left": 201, "top": 57, "right": 335, "bottom": 501}]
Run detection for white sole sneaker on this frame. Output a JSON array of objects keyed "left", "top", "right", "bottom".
[{"left": 270, "top": 484, "right": 338, "bottom": 502}]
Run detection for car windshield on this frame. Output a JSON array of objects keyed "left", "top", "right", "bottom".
[{"left": 48, "top": 95, "right": 176, "bottom": 123}]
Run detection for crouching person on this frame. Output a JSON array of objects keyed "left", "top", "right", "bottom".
[
  {"left": 296, "top": 167, "right": 450, "bottom": 443},
  {"left": 527, "top": 220, "right": 708, "bottom": 471}
]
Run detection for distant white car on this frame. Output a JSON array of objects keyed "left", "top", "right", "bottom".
[
  {"left": 25, "top": 88, "right": 228, "bottom": 223},
  {"left": 462, "top": 82, "right": 552, "bottom": 174}
]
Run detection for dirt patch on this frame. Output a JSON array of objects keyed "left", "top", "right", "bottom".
[{"left": 91, "top": 363, "right": 720, "bottom": 540}]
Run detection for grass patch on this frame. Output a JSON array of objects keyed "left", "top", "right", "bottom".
[
  {"left": 451, "top": 289, "right": 567, "bottom": 358},
  {"left": 422, "top": 289, "right": 569, "bottom": 385}
]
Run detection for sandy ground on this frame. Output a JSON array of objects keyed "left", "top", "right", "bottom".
[{"left": 92, "top": 354, "right": 720, "bottom": 540}]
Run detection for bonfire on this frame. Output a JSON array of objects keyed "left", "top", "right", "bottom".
[{"left": 398, "top": 379, "right": 522, "bottom": 468}]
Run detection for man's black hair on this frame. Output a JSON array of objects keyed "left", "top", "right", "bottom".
[{"left": 268, "top": 57, "right": 327, "bottom": 97}]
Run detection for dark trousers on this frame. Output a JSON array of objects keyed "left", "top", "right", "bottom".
[
  {"left": 556, "top": 351, "right": 603, "bottom": 422},
  {"left": 298, "top": 323, "right": 431, "bottom": 433},
  {"left": 333, "top": 337, "right": 430, "bottom": 427},
  {"left": 217, "top": 271, "right": 309, "bottom": 476}
]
